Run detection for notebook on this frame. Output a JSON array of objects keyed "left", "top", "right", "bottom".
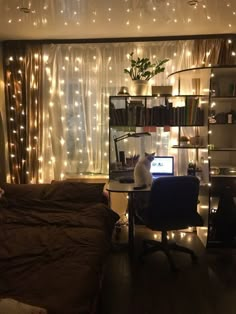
[{"left": 150, "top": 156, "right": 174, "bottom": 179}]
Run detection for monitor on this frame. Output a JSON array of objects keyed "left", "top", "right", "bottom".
[{"left": 150, "top": 156, "right": 174, "bottom": 177}]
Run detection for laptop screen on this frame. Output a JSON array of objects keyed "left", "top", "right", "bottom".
[{"left": 150, "top": 156, "right": 174, "bottom": 176}]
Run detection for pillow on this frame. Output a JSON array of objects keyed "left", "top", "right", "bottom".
[
  {"left": 1, "top": 183, "right": 50, "bottom": 201},
  {"left": 41, "top": 181, "right": 105, "bottom": 203}
]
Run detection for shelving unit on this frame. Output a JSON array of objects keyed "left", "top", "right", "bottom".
[
  {"left": 109, "top": 66, "right": 236, "bottom": 248},
  {"left": 170, "top": 65, "right": 236, "bottom": 248},
  {"left": 167, "top": 68, "right": 211, "bottom": 246},
  {"left": 207, "top": 67, "right": 236, "bottom": 247},
  {"left": 109, "top": 94, "right": 208, "bottom": 181}
]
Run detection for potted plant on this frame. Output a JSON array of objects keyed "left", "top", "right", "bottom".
[{"left": 124, "top": 52, "right": 169, "bottom": 95}]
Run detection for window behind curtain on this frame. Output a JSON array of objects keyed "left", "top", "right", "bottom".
[{"left": 40, "top": 41, "right": 189, "bottom": 181}]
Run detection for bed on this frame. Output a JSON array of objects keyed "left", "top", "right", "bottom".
[{"left": 0, "top": 181, "right": 119, "bottom": 314}]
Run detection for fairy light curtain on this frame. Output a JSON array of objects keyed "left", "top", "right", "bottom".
[
  {"left": 2, "top": 38, "right": 236, "bottom": 183},
  {"left": 41, "top": 44, "right": 111, "bottom": 182},
  {"left": 192, "top": 38, "right": 236, "bottom": 66},
  {"left": 41, "top": 40, "right": 195, "bottom": 182},
  {"left": 26, "top": 44, "right": 43, "bottom": 183},
  {"left": 3, "top": 42, "right": 43, "bottom": 183}
]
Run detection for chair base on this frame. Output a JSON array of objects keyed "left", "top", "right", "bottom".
[{"left": 140, "top": 231, "right": 198, "bottom": 271}]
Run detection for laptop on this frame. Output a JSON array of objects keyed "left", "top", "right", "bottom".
[{"left": 150, "top": 156, "right": 174, "bottom": 179}]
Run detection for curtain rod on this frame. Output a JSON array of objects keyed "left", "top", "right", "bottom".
[{"left": 2, "top": 33, "right": 236, "bottom": 45}]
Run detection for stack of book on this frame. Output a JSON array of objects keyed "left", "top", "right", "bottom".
[{"left": 110, "top": 98, "right": 204, "bottom": 126}]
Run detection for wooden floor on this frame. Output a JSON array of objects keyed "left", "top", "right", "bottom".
[{"left": 101, "top": 225, "right": 236, "bottom": 314}]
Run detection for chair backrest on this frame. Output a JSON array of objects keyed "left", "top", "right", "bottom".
[{"left": 146, "top": 176, "right": 202, "bottom": 230}]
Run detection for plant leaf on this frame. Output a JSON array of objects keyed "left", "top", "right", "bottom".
[{"left": 123, "top": 53, "right": 169, "bottom": 80}]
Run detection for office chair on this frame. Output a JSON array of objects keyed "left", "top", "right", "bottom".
[{"left": 139, "top": 176, "right": 203, "bottom": 271}]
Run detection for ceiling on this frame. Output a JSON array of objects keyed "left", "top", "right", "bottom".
[{"left": 1, "top": 0, "right": 236, "bottom": 41}]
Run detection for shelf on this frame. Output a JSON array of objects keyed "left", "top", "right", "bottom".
[
  {"left": 172, "top": 145, "right": 207, "bottom": 149},
  {"left": 110, "top": 125, "right": 140, "bottom": 127},
  {"left": 109, "top": 124, "right": 205, "bottom": 127},
  {"left": 210, "top": 96, "right": 236, "bottom": 99},
  {"left": 210, "top": 175, "right": 236, "bottom": 178},
  {"left": 209, "top": 148, "right": 236, "bottom": 151},
  {"left": 176, "top": 124, "right": 205, "bottom": 127},
  {"left": 110, "top": 95, "right": 151, "bottom": 99},
  {"left": 209, "top": 123, "right": 236, "bottom": 125},
  {"left": 110, "top": 94, "right": 208, "bottom": 98},
  {"left": 171, "top": 94, "right": 208, "bottom": 98}
]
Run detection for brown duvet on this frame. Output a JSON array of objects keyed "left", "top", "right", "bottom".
[{"left": 0, "top": 182, "right": 119, "bottom": 314}]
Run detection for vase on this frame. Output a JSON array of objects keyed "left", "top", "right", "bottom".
[{"left": 132, "top": 80, "right": 149, "bottom": 96}]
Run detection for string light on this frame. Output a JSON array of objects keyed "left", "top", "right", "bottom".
[
  {"left": 4, "top": 27, "right": 236, "bottom": 184},
  {"left": 0, "top": 1, "right": 235, "bottom": 38}
]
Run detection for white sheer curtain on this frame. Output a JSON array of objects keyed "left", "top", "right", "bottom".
[{"left": 40, "top": 40, "right": 196, "bottom": 182}]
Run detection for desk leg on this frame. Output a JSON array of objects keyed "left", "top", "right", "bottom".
[{"left": 127, "top": 192, "right": 135, "bottom": 256}]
